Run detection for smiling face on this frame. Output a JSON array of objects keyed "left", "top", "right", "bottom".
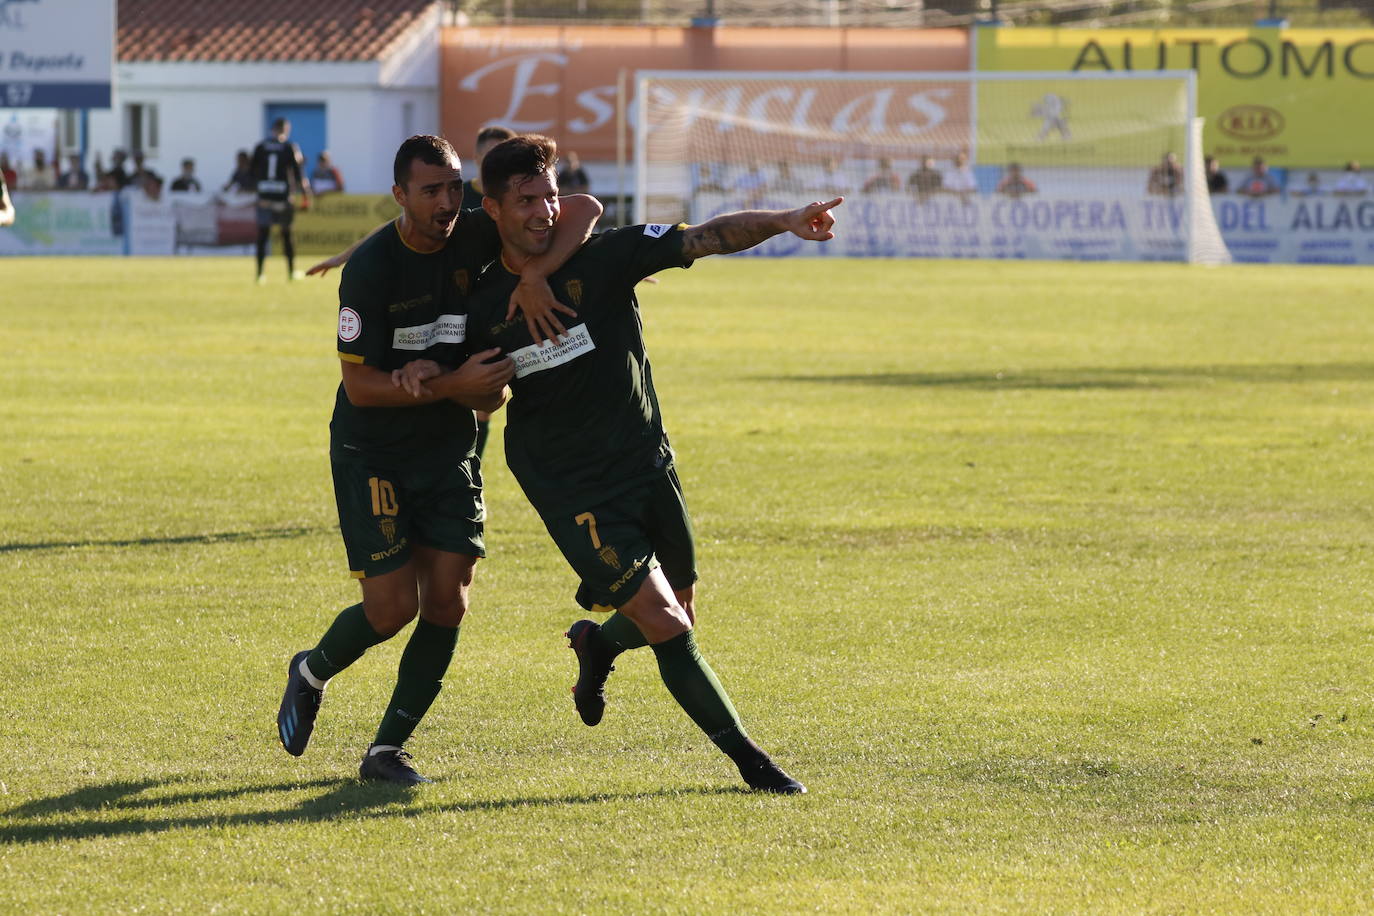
[
  {"left": 393, "top": 155, "right": 464, "bottom": 252},
  {"left": 485, "top": 169, "right": 560, "bottom": 267}
]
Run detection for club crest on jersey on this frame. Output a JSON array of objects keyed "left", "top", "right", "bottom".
[
  {"left": 598, "top": 544, "right": 621, "bottom": 571},
  {"left": 564, "top": 278, "right": 583, "bottom": 307},
  {"left": 379, "top": 517, "right": 397, "bottom": 545},
  {"left": 338, "top": 307, "right": 362, "bottom": 342},
  {"left": 453, "top": 269, "right": 470, "bottom": 295}
]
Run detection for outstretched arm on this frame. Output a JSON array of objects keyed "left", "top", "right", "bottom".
[
  {"left": 506, "top": 193, "right": 604, "bottom": 345},
  {"left": 681, "top": 197, "right": 841, "bottom": 261}
]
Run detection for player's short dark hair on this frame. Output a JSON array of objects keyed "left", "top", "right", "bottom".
[
  {"left": 272, "top": 117, "right": 289, "bottom": 133},
  {"left": 481, "top": 134, "right": 558, "bottom": 201},
  {"left": 476, "top": 125, "right": 515, "bottom": 147},
  {"left": 393, "top": 134, "right": 460, "bottom": 189}
]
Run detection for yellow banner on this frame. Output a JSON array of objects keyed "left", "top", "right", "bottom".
[
  {"left": 976, "top": 27, "right": 1374, "bottom": 168},
  {"left": 292, "top": 193, "right": 400, "bottom": 255},
  {"left": 975, "top": 77, "right": 1188, "bottom": 167}
]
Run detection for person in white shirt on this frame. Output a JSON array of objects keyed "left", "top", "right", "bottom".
[
  {"left": 819, "top": 157, "right": 851, "bottom": 198},
  {"left": 1332, "top": 161, "right": 1369, "bottom": 197},
  {"left": 24, "top": 149, "right": 58, "bottom": 191},
  {"left": 942, "top": 150, "right": 977, "bottom": 202}
]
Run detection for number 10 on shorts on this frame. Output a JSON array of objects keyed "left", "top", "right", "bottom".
[{"left": 369, "top": 477, "right": 399, "bottom": 517}]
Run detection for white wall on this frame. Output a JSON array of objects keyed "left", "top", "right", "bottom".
[{"left": 86, "top": 18, "right": 441, "bottom": 194}]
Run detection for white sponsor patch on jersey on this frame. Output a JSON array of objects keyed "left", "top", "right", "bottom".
[
  {"left": 338, "top": 307, "right": 362, "bottom": 343},
  {"left": 510, "top": 323, "right": 596, "bottom": 378},
  {"left": 642, "top": 223, "right": 672, "bottom": 238},
  {"left": 392, "top": 314, "right": 468, "bottom": 350}
]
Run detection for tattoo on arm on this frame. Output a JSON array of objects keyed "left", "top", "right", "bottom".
[{"left": 681, "top": 211, "right": 785, "bottom": 260}]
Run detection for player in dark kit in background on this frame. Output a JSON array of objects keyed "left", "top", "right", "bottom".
[
  {"left": 397, "top": 134, "right": 841, "bottom": 794},
  {"left": 275, "top": 135, "right": 601, "bottom": 785},
  {"left": 461, "top": 125, "right": 515, "bottom": 211},
  {"left": 251, "top": 118, "right": 312, "bottom": 283}
]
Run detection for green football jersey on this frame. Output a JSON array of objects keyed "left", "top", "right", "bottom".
[
  {"left": 329, "top": 210, "right": 500, "bottom": 460},
  {"left": 466, "top": 223, "right": 692, "bottom": 511}
]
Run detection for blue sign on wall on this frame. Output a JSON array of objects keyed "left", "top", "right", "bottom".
[{"left": 0, "top": 0, "right": 115, "bottom": 109}]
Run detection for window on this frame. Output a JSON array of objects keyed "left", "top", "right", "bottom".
[{"left": 124, "top": 102, "right": 159, "bottom": 156}]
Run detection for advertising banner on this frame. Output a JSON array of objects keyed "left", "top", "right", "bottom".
[
  {"left": 693, "top": 190, "right": 1193, "bottom": 261},
  {"left": 638, "top": 73, "right": 977, "bottom": 166},
  {"left": 169, "top": 192, "right": 258, "bottom": 253},
  {"left": 973, "top": 76, "right": 1189, "bottom": 168},
  {"left": 0, "top": 0, "right": 114, "bottom": 108},
  {"left": 688, "top": 190, "right": 1374, "bottom": 265},
  {"left": 1214, "top": 195, "right": 1374, "bottom": 264},
  {"left": 975, "top": 26, "right": 1374, "bottom": 170},
  {"left": 441, "top": 26, "right": 968, "bottom": 162},
  {"left": 1, "top": 191, "right": 123, "bottom": 255},
  {"left": 291, "top": 193, "right": 400, "bottom": 255}
]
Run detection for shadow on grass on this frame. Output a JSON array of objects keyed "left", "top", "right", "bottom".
[
  {"left": 756, "top": 362, "right": 1374, "bottom": 392},
  {"left": 0, "top": 525, "right": 333, "bottom": 555},
  {"left": 0, "top": 776, "right": 742, "bottom": 845}
]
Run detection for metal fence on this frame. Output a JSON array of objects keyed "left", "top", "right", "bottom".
[{"left": 445, "top": 0, "right": 1374, "bottom": 26}]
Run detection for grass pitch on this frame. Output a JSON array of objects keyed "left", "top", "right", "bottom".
[{"left": 3, "top": 254, "right": 1374, "bottom": 913}]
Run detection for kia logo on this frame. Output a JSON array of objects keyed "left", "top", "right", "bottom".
[{"left": 1218, "top": 105, "right": 1286, "bottom": 141}]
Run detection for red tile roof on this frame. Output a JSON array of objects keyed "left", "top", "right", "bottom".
[{"left": 118, "top": 0, "right": 440, "bottom": 63}]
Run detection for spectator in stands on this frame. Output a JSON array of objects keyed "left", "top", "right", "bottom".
[
  {"left": 1237, "top": 156, "right": 1280, "bottom": 198},
  {"left": 996, "top": 162, "right": 1037, "bottom": 198},
  {"left": 771, "top": 160, "right": 802, "bottom": 196},
  {"left": 222, "top": 149, "right": 255, "bottom": 193},
  {"left": 25, "top": 149, "right": 58, "bottom": 190},
  {"left": 1205, "top": 155, "right": 1228, "bottom": 194},
  {"left": 311, "top": 151, "right": 345, "bottom": 195},
  {"left": 130, "top": 150, "right": 161, "bottom": 193},
  {"left": 819, "top": 157, "right": 851, "bottom": 197},
  {"left": 1332, "top": 161, "right": 1369, "bottom": 197},
  {"left": 0, "top": 152, "right": 16, "bottom": 189},
  {"left": 556, "top": 150, "right": 591, "bottom": 196},
  {"left": 171, "top": 157, "right": 202, "bottom": 193},
  {"left": 692, "top": 162, "right": 724, "bottom": 194},
  {"left": 141, "top": 173, "right": 165, "bottom": 201},
  {"left": 1293, "top": 171, "right": 1326, "bottom": 197},
  {"left": 906, "top": 156, "right": 943, "bottom": 200},
  {"left": 734, "top": 163, "right": 768, "bottom": 205},
  {"left": 58, "top": 154, "right": 89, "bottom": 190},
  {"left": 1147, "top": 151, "right": 1182, "bottom": 196},
  {"left": 942, "top": 150, "right": 977, "bottom": 203},
  {"left": 92, "top": 153, "right": 118, "bottom": 191},
  {"left": 862, "top": 158, "right": 901, "bottom": 193},
  {"left": 103, "top": 149, "right": 133, "bottom": 190}
]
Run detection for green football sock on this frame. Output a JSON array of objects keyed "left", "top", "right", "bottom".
[
  {"left": 650, "top": 629, "right": 751, "bottom": 758},
  {"left": 373, "top": 618, "right": 460, "bottom": 748},
  {"left": 598, "top": 611, "right": 649, "bottom": 655},
  {"left": 305, "top": 603, "right": 387, "bottom": 682}
]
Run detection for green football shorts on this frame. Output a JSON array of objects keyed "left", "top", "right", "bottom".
[
  {"left": 331, "top": 451, "right": 485, "bottom": 579},
  {"left": 538, "top": 468, "right": 698, "bottom": 612}
]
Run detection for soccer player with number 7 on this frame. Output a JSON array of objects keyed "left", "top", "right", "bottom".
[{"left": 397, "top": 134, "right": 841, "bottom": 794}]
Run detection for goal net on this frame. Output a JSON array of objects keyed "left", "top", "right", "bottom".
[{"left": 633, "top": 70, "right": 1230, "bottom": 265}]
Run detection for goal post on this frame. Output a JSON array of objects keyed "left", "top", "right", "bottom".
[{"left": 632, "top": 70, "right": 1230, "bottom": 265}]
